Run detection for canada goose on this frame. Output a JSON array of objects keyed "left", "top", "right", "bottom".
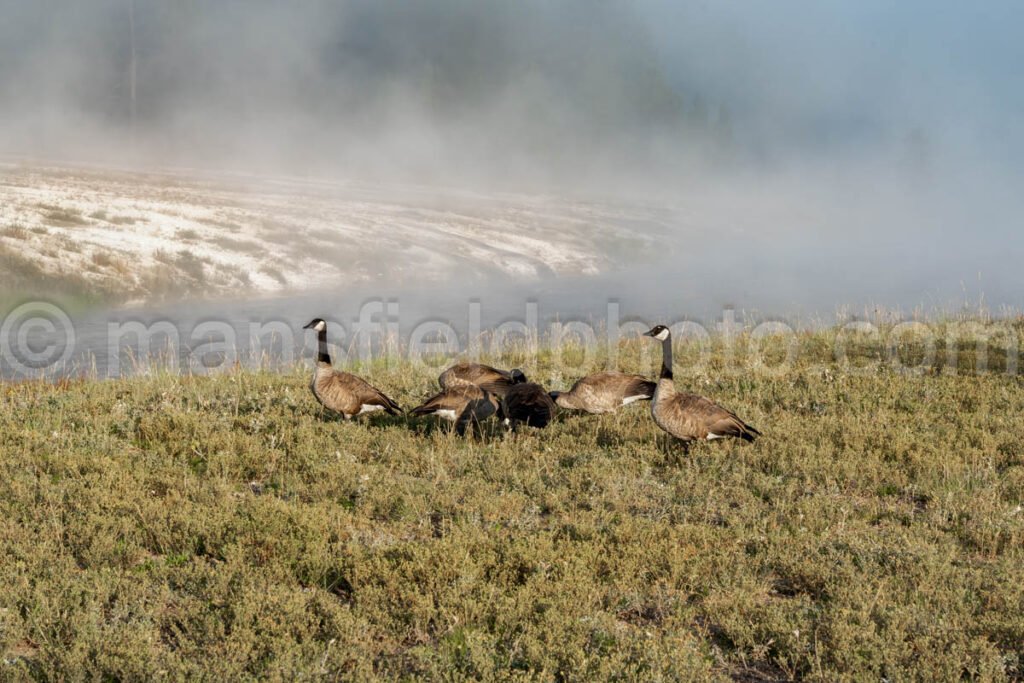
[
  {"left": 410, "top": 384, "right": 500, "bottom": 436},
  {"left": 302, "top": 318, "right": 402, "bottom": 419},
  {"left": 642, "top": 325, "right": 760, "bottom": 444},
  {"left": 548, "top": 372, "right": 656, "bottom": 414},
  {"left": 438, "top": 362, "right": 527, "bottom": 397},
  {"left": 499, "top": 382, "right": 557, "bottom": 429}
]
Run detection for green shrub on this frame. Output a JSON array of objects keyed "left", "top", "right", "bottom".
[{"left": 0, "top": 331, "right": 1021, "bottom": 679}]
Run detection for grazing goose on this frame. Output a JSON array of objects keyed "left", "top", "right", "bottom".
[
  {"left": 499, "top": 382, "right": 557, "bottom": 429},
  {"left": 549, "top": 372, "right": 656, "bottom": 414},
  {"left": 410, "top": 385, "right": 500, "bottom": 435},
  {"left": 642, "top": 325, "right": 760, "bottom": 444},
  {"left": 302, "top": 318, "right": 402, "bottom": 419},
  {"left": 438, "top": 362, "right": 527, "bottom": 397}
]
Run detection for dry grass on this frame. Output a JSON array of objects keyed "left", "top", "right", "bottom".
[
  {"left": 205, "top": 217, "right": 243, "bottom": 232},
  {"left": 0, "top": 327, "right": 1022, "bottom": 679},
  {"left": 1, "top": 224, "right": 31, "bottom": 240},
  {"left": 57, "top": 237, "right": 81, "bottom": 254},
  {"left": 209, "top": 235, "right": 265, "bottom": 255},
  {"left": 174, "top": 250, "right": 207, "bottom": 282},
  {"left": 218, "top": 263, "right": 253, "bottom": 287},
  {"left": 3, "top": 239, "right": 241, "bottom": 306},
  {"left": 89, "top": 251, "right": 133, "bottom": 278},
  {"left": 259, "top": 264, "right": 288, "bottom": 285},
  {"left": 37, "top": 203, "right": 89, "bottom": 227},
  {"left": 0, "top": 244, "right": 110, "bottom": 308}
]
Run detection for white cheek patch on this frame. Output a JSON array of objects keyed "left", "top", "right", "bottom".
[
  {"left": 654, "top": 329, "right": 670, "bottom": 341},
  {"left": 316, "top": 321, "right": 327, "bottom": 332},
  {"left": 358, "top": 404, "right": 385, "bottom": 414}
]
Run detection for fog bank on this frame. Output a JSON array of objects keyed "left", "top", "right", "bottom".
[{"left": 1, "top": 1, "right": 1021, "bottom": 312}]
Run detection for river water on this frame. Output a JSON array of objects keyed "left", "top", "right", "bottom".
[{"left": 3, "top": 250, "right": 1018, "bottom": 381}]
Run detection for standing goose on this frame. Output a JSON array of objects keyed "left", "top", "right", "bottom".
[
  {"left": 499, "top": 382, "right": 557, "bottom": 429},
  {"left": 548, "top": 372, "right": 656, "bottom": 414},
  {"left": 302, "top": 318, "right": 402, "bottom": 419},
  {"left": 438, "top": 362, "right": 527, "bottom": 397},
  {"left": 642, "top": 325, "right": 760, "bottom": 444},
  {"left": 410, "top": 385, "right": 500, "bottom": 436}
]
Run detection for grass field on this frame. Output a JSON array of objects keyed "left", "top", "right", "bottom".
[{"left": 1, "top": 323, "right": 1023, "bottom": 680}]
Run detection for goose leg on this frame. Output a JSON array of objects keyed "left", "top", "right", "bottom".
[
  {"left": 658, "top": 434, "right": 689, "bottom": 463},
  {"left": 457, "top": 412, "right": 482, "bottom": 439}
]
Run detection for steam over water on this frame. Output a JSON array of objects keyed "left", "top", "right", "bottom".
[{"left": 1, "top": 1, "right": 1022, "bottom": 377}]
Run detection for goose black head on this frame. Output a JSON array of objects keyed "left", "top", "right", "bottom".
[
  {"left": 642, "top": 325, "right": 671, "bottom": 341},
  {"left": 510, "top": 369, "right": 528, "bottom": 384},
  {"left": 303, "top": 318, "right": 327, "bottom": 332}
]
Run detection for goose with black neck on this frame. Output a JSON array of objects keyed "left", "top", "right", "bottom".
[
  {"left": 302, "top": 318, "right": 402, "bottom": 419},
  {"left": 642, "top": 324, "right": 760, "bottom": 447}
]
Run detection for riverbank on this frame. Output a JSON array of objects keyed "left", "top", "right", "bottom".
[{"left": 1, "top": 331, "right": 1021, "bottom": 679}]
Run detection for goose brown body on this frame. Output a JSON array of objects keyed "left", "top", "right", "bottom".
[
  {"left": 499, "top": 382, "right": 557, "bottom": 429},
  {"left": 438, "top": 362, "right": 526, "bottom": 397},
  {"left": 303, "top": 319, "right": 401, "bottom": 419},
  {"left": 410, "top": 384, "right": 499, "bottom": 435},
  {"left": 551, "top": 372, "right": 656, "bottom": 414},
  {"left": 310, "top": 363, "right": 402, "bottom": 419},
  {"left": 643, "top": 325, "right": 760, "bottom": 443},
  {"left": 650, "top": 378, "right": 759, "bottom": 442}
]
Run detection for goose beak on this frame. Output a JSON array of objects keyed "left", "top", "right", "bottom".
[
  {"left": 641, "top": 328, "right": 655, "bottom": 337},
  {"left": 302, "top": 321, "right": 316, "bottom": 330}
]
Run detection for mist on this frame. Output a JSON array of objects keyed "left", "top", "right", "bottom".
[
  {"left": 1, "top": 0, "right": 1022, "bottom": 315},
  {"left": 0, "top": 0, "right": 705, "bottom": 188}
]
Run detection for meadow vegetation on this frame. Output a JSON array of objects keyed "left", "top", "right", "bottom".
[{"left": 1, "top": 323, "right": 1022, "bottom": 680}]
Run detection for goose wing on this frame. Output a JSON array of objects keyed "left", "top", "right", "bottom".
[
  {"left": 410, "top": 390, "right": 452, "bottom": 417},
  {"left": 566, "top": 372, "right": 655, "bottom": 413},
  {"left": 411, "top": 385, "right": 481, "bottom": 417},
  {"left": 677, "top": 392, "right": 759, "bottom": 441},
  {"left": 600, "top": 372, "right": 656, "bottom": 401},
  {"left": 439, "top": 362, "right": 516, "bottom": 395},
  {"left": 337, "top": 372, "right": 402, "bottom": 415}
]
